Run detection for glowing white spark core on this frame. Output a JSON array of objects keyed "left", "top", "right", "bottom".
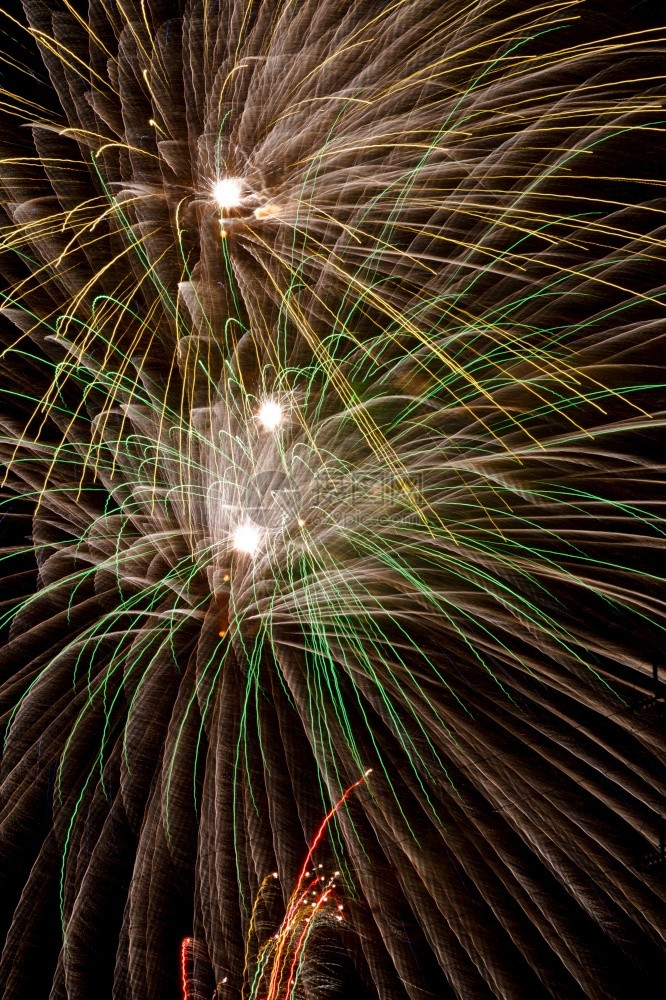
[
  {"left": 212, "top": 177, "right": 243, "bottom": 211},
  {"left": 232, "top": 522, "right": 261, "bottom": 556},
  {"left": 257, "top": 399, "right": 283, "bottom": 431}
]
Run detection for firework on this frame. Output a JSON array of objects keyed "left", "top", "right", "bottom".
[{"left": 1, "top": 1, "right": 665, "bottom": 997}]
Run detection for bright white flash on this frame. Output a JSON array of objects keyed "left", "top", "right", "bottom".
[
  {"left": 233, "top": 521, "right": 261, "bottom": 556},
  {"left": 257, "top": 399, "right": 283, "bottom": 431},
  {"left": 212, "top": 177, "right": 243, "bottom": 211}
]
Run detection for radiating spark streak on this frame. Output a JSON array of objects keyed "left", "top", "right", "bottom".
[{"left": 247, "top": 772, "right": 371, "bottom": 1000}]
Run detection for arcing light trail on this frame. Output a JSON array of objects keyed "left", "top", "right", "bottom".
[
  {"left": 247, "top": 771, "right": 369, "bottom": 1000},
  {"left": 0, "top": 1, "right": 665, "bottom": 997},
  {"left": 181, "top": 773, "right": 370, "bottom": 999}
]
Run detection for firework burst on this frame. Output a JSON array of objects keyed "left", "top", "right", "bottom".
[{"left": 1, "top": 1, "right": 666, "bottom": 998}]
